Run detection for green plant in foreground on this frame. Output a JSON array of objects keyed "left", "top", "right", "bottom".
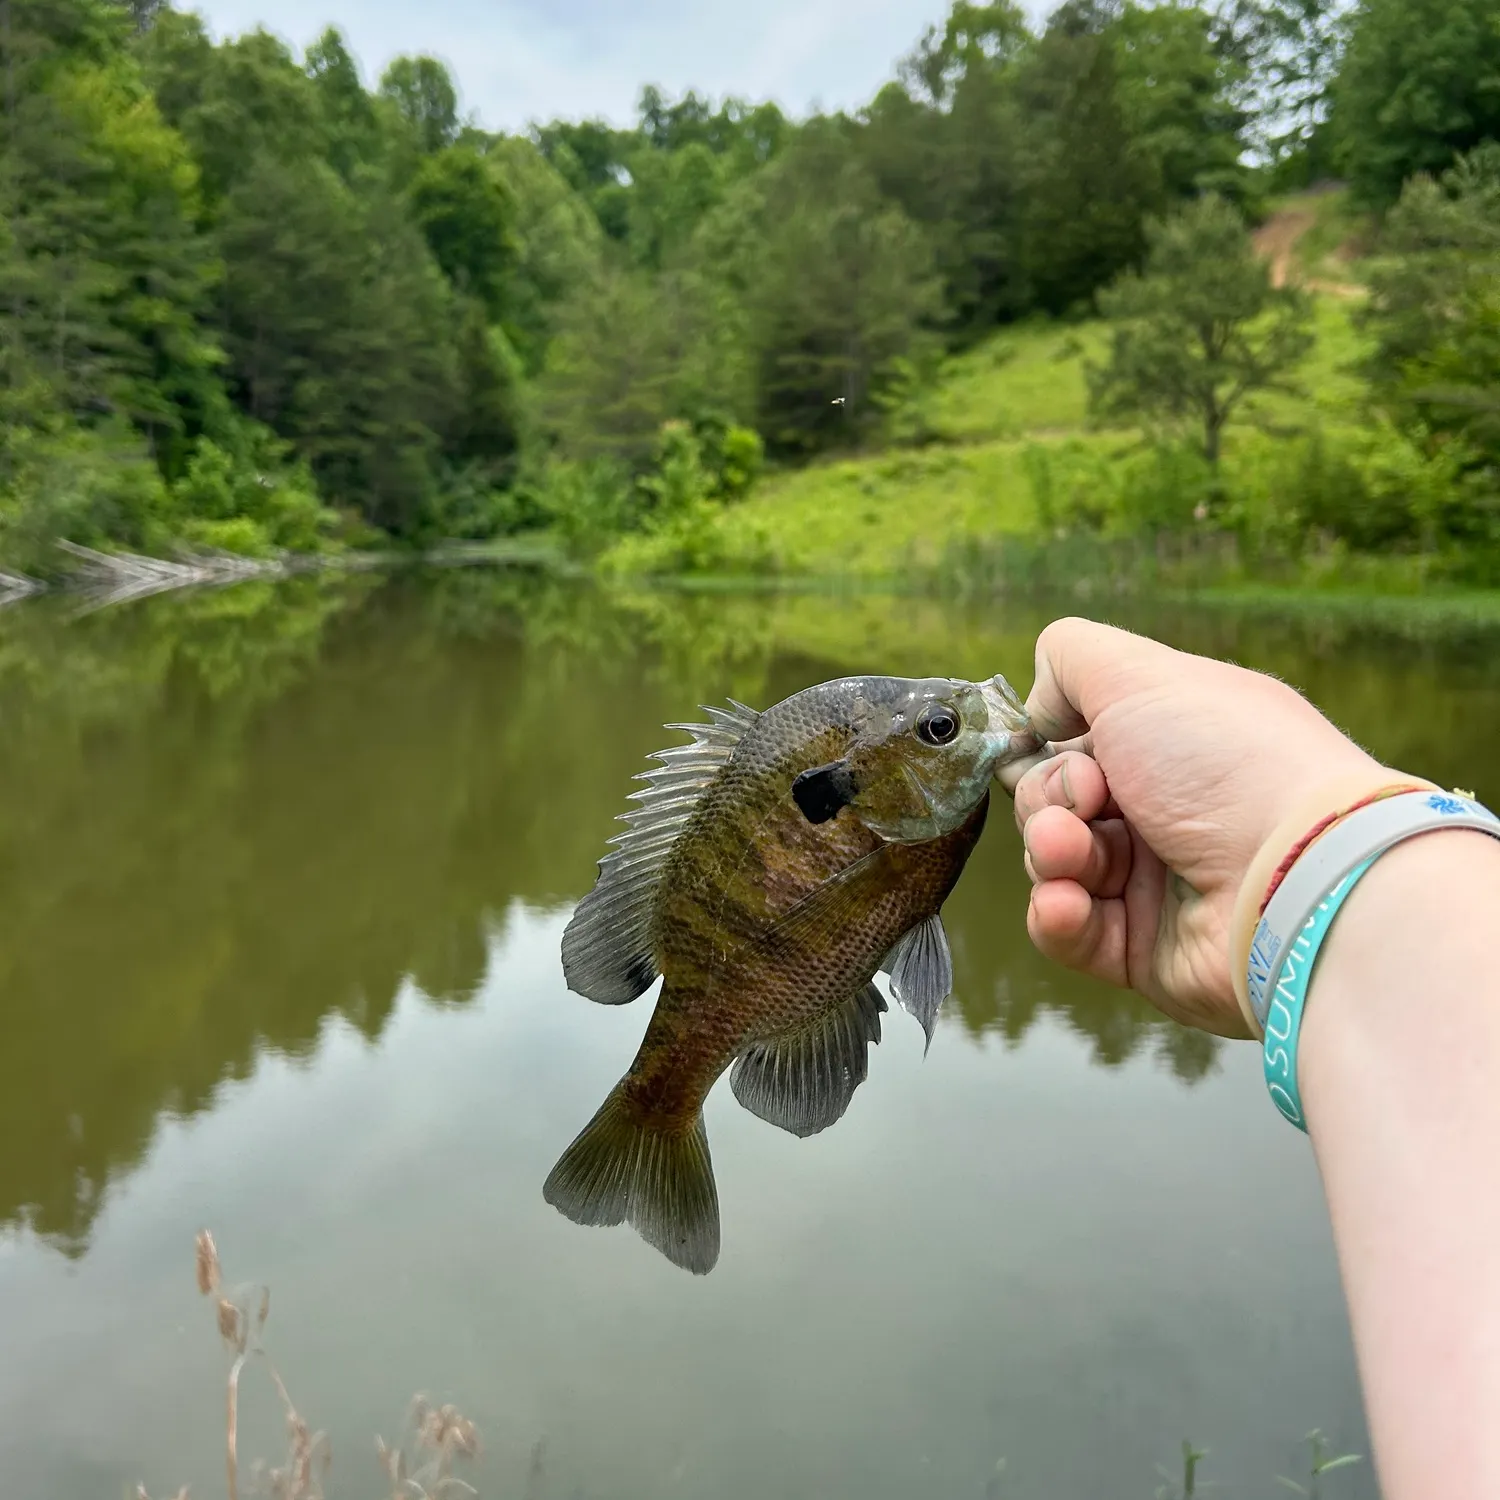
[
  {"left": 1156, "top": 1439, "right": 1215, "bottom": 1499},
  {"left": 1276, "top": 1428, "right": 1362, "bottom": 1497},
  {"left": 1150, "top": 1430, "right": 1362, "bottom": 1500}
]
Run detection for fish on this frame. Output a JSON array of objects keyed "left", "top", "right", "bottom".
[{"left": 544, "top": 673, "right": 1042, "bottom": 1275}]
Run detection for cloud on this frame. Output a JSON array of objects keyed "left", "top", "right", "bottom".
[{"left": 185, "top": 0, "right": 955, "bottom": 133}]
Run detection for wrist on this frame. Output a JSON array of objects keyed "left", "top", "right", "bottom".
[{"left": 1299, "top": 827, "right": 1500, "bottom": 1112}]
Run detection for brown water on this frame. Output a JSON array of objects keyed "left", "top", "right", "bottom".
[{"left": 1, "top": 569, "right": 1496, "bottom": 1500}]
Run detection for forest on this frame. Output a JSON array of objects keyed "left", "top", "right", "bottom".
[{"left": 2, "top": 0, "right": 1499, "bottom": 586}]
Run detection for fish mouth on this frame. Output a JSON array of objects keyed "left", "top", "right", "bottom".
[{"left": 980, "top": 674, "right": 1044, "bottom": 762}]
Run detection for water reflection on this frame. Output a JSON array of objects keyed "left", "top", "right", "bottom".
[{"left": 1, "top": 569, "right": 1496, "bottom": 1267}]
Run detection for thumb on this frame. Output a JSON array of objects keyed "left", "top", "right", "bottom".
[{"left": 1024, "top": 616, "right": 1181, "bottom": 744}]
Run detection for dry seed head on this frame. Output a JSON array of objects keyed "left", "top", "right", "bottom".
[
  {"left": 414, "top": 1401, "right": 480, "bottom": 1459},
  {"left": 216, "top": 1297, "right": 243, "bottom": 1349},
  {"left": 447, "top": 1415, "right": 479, "bottom": 1459},
  {"left": 195, "top": 1230, "right": 221, "bottom": 1295}
]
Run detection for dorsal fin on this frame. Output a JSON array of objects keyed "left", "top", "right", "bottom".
[{"left": 561, "top": 697, "right": 760, "bottom": 1004}]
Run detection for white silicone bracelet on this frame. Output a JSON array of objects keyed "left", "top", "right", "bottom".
[{"left": 1246, "top": 789, "right": 1500, "bottom": 1032}]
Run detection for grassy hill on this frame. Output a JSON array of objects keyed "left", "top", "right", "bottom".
[
  {"left": 607, "top": 303, "right": 1373, "bottom": 581},
  {"left": 597, "top": 188, "right": 1434, "bottom": 587}
]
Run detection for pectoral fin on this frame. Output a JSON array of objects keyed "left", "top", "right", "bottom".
[
  {"left": 730, "top": 982, "right": 887, "bottom": 1138},
  {"left": 882, "top": 913, "right": 953, "bottom": 1053},
  {"left": 759, "top": 843, "right": 896, "bottom": 957}
]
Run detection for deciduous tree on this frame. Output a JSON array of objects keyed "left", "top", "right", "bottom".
[{"left": 1088, "top": 193, "right": 1313, "bottom": 465}]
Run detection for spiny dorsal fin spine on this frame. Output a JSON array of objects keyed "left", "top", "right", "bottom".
[{"left": 560, "top": 696, "right": 760, "bottom": 1005}]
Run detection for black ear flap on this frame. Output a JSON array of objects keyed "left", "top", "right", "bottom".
[{"left": 792, "top": 760, "right": 859, "bottom": 824}]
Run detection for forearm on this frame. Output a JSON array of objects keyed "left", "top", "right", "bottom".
[{"left": 1299, "top": 829, "right": 1500, "bottom": 1499}]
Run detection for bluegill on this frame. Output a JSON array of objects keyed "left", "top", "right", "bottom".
[{"left": 545, "top": 674, "right": 1041, "bottom": 1274}]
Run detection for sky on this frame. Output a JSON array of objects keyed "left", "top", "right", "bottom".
[{"left": 186, "top": 0, "right": 1047, "bottom": 135}]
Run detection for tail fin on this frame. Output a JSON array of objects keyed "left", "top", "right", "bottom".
[{"left": 543, "top": 1084, "right": 720, "bottom": 1275}]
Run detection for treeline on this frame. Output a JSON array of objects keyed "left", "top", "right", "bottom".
[{"left": 0, "top": 0, "right": 1496, "bottom": 574}]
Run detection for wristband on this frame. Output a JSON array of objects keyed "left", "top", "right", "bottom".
[
  {"left": 1247, "top": 788, "right": 1500, "bottom": 1033},
  {"left": 1261, "top": 855, "right": 1375, "bottom": 1132},
  {"left": 1228, "top": 771, "right": 1442, "bottom": 1035},
  {"left": 1256, "top": 788, "right": 1500, "bottom": 1133}
]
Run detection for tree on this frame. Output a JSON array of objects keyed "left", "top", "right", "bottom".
[
  {"left": 378, "top": 54, "right": 458, "bottom": 156},
  {"left": 1087, "top": 193, "right": 1313, "bottom": 465},
  {"left": 537, "top": 262, "right": 749, "bottom": 467},
  {"left": 1111, "top": 1, "right": 1250, "bottom": 203},
  {"left": 859, "top": 2, "right": 1031, "bottom": 336},
  {"left": 1331, "top": 0, "right": 1500, "bottom": 208},
  {"left": 899, "top": 0, "right": 1030, "bottom": 108},
  {"left": 483, "top": 137, "right": 605, "bottom": 373},
  {"left": 407, "top": 144, "right": 518, "bottom": 317},
  {"left": 624, "top": 140, "right": 724, "bottom": 269},
  {"left": 214, "top": 154, "right": 462, "bottom": 534},
  {"left": 139, "top": 16, "right": 325, "bottom": 203},
  {"left": 0, "top": 3, "right": 219, "bottom": 473},
  {"left": 532, "top": 117, "right": 628, "bottom": 195},
  {"left": 1217, "top": 0, "right": 1345, "bottom": 169},
  {"left": 1016, "top": 8, "right": 1162, "bottom": 315},
  {"left": 698, "top": 123, "right": 944, "bottom": 454},
  {"left": 304, "top": 27, "right": 381, "bottom": 183},
  {"left": 1361, "top": 146, "right": 1500, "bottom": 518}
]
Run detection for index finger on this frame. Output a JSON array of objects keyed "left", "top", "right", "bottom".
[{"left": 1025, "top": 616, "right": 1182, "bottom": 743}]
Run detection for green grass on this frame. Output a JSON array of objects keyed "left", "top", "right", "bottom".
[
  {"left": 926, "top": 318, "right": 1112, "bottom": 444},
  {"left": 706, "top": 436, "right": 1082, "bottom": 576},
  {"left": 1250, "top": 295, "right": 1373, "bottom": 432},
  {"left": 1190, "top": 582, "right": 1500, "bottom": 634}
]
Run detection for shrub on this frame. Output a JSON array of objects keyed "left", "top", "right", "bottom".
[
  {"left": 0, "top": 419, "right": 171, "bottom": 577},
  {"left": 167, "top": 424, "right": 338, "bottom": 555}
]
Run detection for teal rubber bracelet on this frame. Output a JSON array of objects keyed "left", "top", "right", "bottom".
[{"left": 1261, "top": 856, "right": 1377, "bottom": 1133}]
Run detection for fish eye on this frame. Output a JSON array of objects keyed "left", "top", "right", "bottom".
[{"left": 915, "top": 704, "right": 960, "bottom": 747}]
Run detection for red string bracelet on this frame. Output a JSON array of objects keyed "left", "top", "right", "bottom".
[{"left": 1257, "top": 784, "right": 1431, "bottom": 919}]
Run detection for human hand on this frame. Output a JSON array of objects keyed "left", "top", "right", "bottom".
[{"left": 994, "top": 617, "right": 1409, "bottom": 1038}]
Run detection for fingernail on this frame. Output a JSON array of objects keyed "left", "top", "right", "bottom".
[{"left": 1048, "top": 759, "right": 1074, "bottom": 810}]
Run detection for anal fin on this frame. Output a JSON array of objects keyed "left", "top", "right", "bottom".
[{"left": 729, "top": 982, "right": 888, "bottom": 1139}]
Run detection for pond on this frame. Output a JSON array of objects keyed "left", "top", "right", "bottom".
[{"left": 1, "top": 569, "right": 1497, "bottom": 1500}]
